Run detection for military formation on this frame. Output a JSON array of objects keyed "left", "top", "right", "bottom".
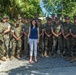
[{"left": 0, "top": 14, "right": 76, "bottom": 62}]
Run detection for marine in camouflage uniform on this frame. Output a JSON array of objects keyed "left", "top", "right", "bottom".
[
  {"left": 12, "top": 22, "right": 23, "bottom": 59},
  {"left": 70, "top": 16, "right": 76, "bottom": 61},
  {"left": 62, "top": 17, "right": 72, "bottom": 60},
  {"left": 23, "top": 18, "right": 30, "bottom": 58},
  {"left": 43, "top": 18, "right": 53, "bottom": 57},
  {"left": 51, "top": 17, "right": 63, "bottom": 57},
  {"left": 57, "top": 14, "right": 64, "bottom": 57},
  {"left": 0, "top": 22, "right": 6, "bottom": 61},
  {"left": 2, "top": 16, "right": 11, "bottom": 59},
  {"left": 17, "top": 17, "right": 24, "bottom": 56},
  {"left": 10, "top": 21, "right": 17, "bottom": 60},
  {"left": 36, "top": 19, "right": 43, "bottom": 57}
]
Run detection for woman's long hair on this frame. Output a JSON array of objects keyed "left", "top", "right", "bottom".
[{"left": 30, "top": 19, "right": 38, "bottom": 28}]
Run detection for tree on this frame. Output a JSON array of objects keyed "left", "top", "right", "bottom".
[
  {"left": 63, "top": 0, "right": 76, "bottom": 19},
  {"left": 0, "top": 0, "right": 41, "bottom": 18}
]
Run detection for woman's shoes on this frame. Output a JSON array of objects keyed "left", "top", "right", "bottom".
[
  {"left": 29, "top": 60, "right": 32, "bottom": 63},
  {"left": 34, "top": 60, "right": 38, "bottom": 63},
  {"left": 29, "top": 60, "right": 38, "bottom": 63}
]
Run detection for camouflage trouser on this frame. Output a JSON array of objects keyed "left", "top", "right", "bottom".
[
  {"left": 71, "top": 38, "right": 76, "bottom": 56},
  {"left": 16, "top": 39, "right": 22, "bottom": 56},
  {"left": 44, "top": 37, "right": 51, "bottom": 55},
  {"left": 24, "top": 36, "right": 29, "bottom": 56},
  {"left": 63, "top": 37, "right": 72, "bottom": 56},
  {"left": 10, "top": 39, "right": 16, "bottom": 56},
  {"left": 61, "top": 35, "right": 64, "bottom": 54},
  {"left": 38, "top": 37, "right": 43, "bottom": 53},
  {"left": 4, "top": 38, "right": 10, "bottom": 55},
  {"left": 48, "top": 37, "right": 53, "bottom": 55},
  {"left": 0, "top": 40, "right": 4, "bottom": 58},
  {"left": 44, "top": 38, "right": 48, "bottom": 52},
  {"left": 52, "top": 36, "right": 62, "bottom": 54}
]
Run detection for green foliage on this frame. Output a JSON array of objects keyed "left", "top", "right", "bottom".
[
  {"left": 63, "top": 0, "right": 76, "bottom": 19},
  {"left": 0, "top": 0, "right": 41, "bottom": 18}
]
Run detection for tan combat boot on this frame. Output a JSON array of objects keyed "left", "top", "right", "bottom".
[
  {"left": 44, "top": 51, "right": 47, "bottom": 57},
  {"left": 1, "top": 57, "right": 6, "bottom": 61},
  {"left": 40, "top": 53, "right": 44, "bottom": 57},
  {"left": 10, "top": 56, "right": 14, "bottom": 60},
  {"left": 17, "top": 55, "right": 21, "bottom": 60},
  {"left": 6, "top": 55, "right": 9, "bottom": 59}
]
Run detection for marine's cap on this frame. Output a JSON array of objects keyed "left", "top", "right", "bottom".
[
  {"left": 47, "top": 17, "right": 52, "bottom": 21},
  {"left": 73, "top": 14, "right": 76, "bottom": 20},
  {"left": 18, "top": 17, "right": 22, "bottom": 19},
  {"left": 55, "top": 17, "right": 59, "bottom": 21},
  {"left": 16, "top": 22, "right": 19, "bottom": 25},
  {"left": 38, "top": 19, "right": 41, "bottom": 22},
  {"left": 65, "top": 16, "right": 70, "bottom": 20},
  {"left": 3, "top": 16, "right": 7, "bottom": 19},
  {"left": 64, "top": 15, "right": 68, "bottom": 19},
  {"left": 57, "top": 14, "right": 61, "bottom": 17},
  {"left": 51, "top": 14, "right": 55, "bottom": 17},
  {"left": 74, "top": 17, "right": 76, "bottom": 20}
]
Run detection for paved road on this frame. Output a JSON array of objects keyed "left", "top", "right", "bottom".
[{"left": 0, "top": 55, "right": 76, "bottom": 75}]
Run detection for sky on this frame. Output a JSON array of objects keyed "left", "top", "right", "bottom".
[
  {"left": 39, "top": 0, "right": 63, "bottom": 17},
  {"left": 39, "top": 0, "right": 52, "bottom": 16},
  {"left": 39, "top": 0, "right": 47, "bottom": 14}
]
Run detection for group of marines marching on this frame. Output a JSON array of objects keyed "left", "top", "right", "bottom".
[{"left": 0, "top": 14, "right": 76, "bottom": 62}]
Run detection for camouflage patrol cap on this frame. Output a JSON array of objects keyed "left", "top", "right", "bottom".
[
  {"left": 55, "top": 17, "right": 59, "bottom": 21},
  {"left": 51, "top": 14, "right": 55, "bottom": 17},
  {"left": 74, "top": 17, "right": 76, "bottom": 20},
  {"left": 65, "top": 16, "right": 70, "bottom": 20},
  {"left": 18, "top": 16, "right": 22, "bottom": 19},
  {"left": 38, "top": 19, "right": 41, "bottom": 22},
  {"left": 3, "top": 15, "right": 7, "bottom": 19},
  {"left": 73, "top": 14, "right": 76, "bottom": 20},
  {"left": 57, "top": 14, "right": 61, "bottom": 17},
  {"left": 64, "top": 15, "right": 68, "bottom": 19},
  {"left": 47, "top": 17, "right": 52, "bottom": 21},
  {"left": 16, "top": 22, "right": 19, "bottom": 25}
]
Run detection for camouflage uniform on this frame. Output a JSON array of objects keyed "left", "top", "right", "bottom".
[
  {"left": 52, "top": 22, "right": 63, "bottom": 57},
  {"left": 38, "top": 24, "right": 44, "bottom": 56},
  {"left": 23, "top": 23, "right": 30, "bottom": 57},
  {"left": 19, "top": 22, "right": 24, "bottom": 55},
  {"left": 10, "top": 26, "right": 16, "bottom": 57},
  {"left": 2, "top": 22, "right": 11, "bottom": 57},
  {"left": 71, "top": 23, "right": 76, "bottom": 56},
  {"left": 43, "top": 22, "right": 52, "bottom": 56},
  {"left": 13, "top": 23, "right": 23, "bottom": 58},
  {"left": 0, "top": 23, "right": 4, "bottom": 59},
  {"left": 62, "top": 22, "right": 72, "bottom": 57}
]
